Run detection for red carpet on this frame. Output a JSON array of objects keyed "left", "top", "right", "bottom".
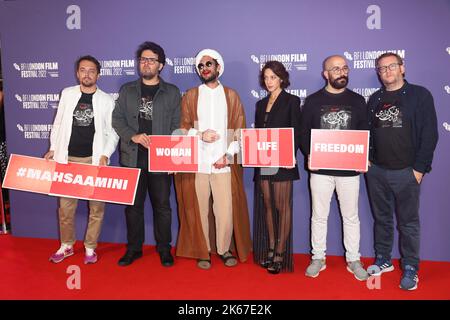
[{"left": 1, "top": 235, "right": 449, "bottom": 300}]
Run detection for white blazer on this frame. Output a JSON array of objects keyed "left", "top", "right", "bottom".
[{"left": 50, "top": 85, "right": 119, "bottom": 165}]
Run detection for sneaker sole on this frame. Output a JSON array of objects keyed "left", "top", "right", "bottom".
[
  {"left": 400, "top": 278, "right": 419, "bottom": 291},
  {"left": 49, "top": 251, "right": 74, "bottom": 263},
  {"left": 346, "top": 266, "right": 369, "bottom": 281},
  {"left": 84, "top": 257, "right": 98, "bottom": 264},
  {"left": 370, "top": 265, "right": 394, "bottom": 276},
  {"left": 305, "top": 265, "right": 326, "bottom": 278}
]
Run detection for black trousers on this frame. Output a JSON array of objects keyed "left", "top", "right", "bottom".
[
  {"left": 366, "top": 164, "right": 421, "bottom": 270},
  {"left": 125, "top": 150, "right": 172, "bottom": 253}
]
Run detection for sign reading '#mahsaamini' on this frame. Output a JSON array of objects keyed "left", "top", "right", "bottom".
[
  {"left": 241, "top": 128, "right": 295, "bottom": 167},
  {"left": 148, "top": 135, "right": 199, "bottom": 172},
  {"left": 2, "top": 154, "right": 141, "bottom": 205},
  {"left": 309, "top": 129, "right": 370, "bottom": 171}
]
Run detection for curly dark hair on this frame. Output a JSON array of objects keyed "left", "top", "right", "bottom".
[
  {"left": 259, "top": 60, "right": 290, "bottom": 90},
  {"left": 136, "top": 41, "right": 166, "bottom": 66}
]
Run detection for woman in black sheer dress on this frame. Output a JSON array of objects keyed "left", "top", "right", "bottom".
[{"left": 253, "top": 61, "right": 301, "bottom": 274}]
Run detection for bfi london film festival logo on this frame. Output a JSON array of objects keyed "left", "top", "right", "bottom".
[
  {"left": 250, "top": 88, "right": 308, "bottom": 106},
  {"left": 444, "top": 85, "right": 450, "bottom": 95},
  {"left": 443, "top": 122, "right": 450, "bottom": 132},
  {"left": 250, "top": 53, "right": 308, "bottom": 71},
  {"left": 99, "top": 59, "right": 135, "bottom": 77},
  {"left": 343, "top": 49, "right": 406, "bottom": 70},
  {"left": 351, "top": 88, "right": 378, "bottom": 102},
  {"left": 17, "top": 123, "right": 53, "bottom": 139},
  {"left": 14, "top": 93, "right": 59, "bottom": 109},
  {"left": 13, "top": 62, "right": 59, "bottom": 78},
  {"left": 165, "top": 56, "right": 197, "bottom": 75}
]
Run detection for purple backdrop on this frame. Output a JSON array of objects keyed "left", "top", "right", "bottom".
[{"left": 1, "top": 0, "right": 449, "bottom": 261}]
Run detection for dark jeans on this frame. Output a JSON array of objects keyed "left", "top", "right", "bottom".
[
  {"left": 125, "top": 150, "right": 172, "bottom": 253},
  {"left": 366, "top": 164, "right": 421, "bottom": 269}
]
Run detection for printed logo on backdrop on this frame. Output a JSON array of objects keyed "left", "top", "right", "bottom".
[
  {"left": 250, "top": 53, "right": 308, "bottom": 71},
  {"left": 352, "top": 88, "right": 378, "bottom": 102},
  {"left": 13, "top": 62, "right": 59, "bottom": 78},
  {"left": 17, "top": 124, "right": 52, "bottom": 139},
  {"left": 444, "top": 85, "right": 450, "bottom": 94},
  {"left": 165, "top": 56, "right": 196, "bottom": 74},
  {"left": 443, "top": 122, "right": 450, "bottom": 132},
  {"left": 446, "top": 47, "right": 450, "bottom": 55},
  {"left": 15, "top": 93, "right": 59, "bottom": 109},
  {"left": 99, "top": 59, "right": 135, "bottom": 76},
  {"left": 251, "top": 89, "right": 307, "bottom": 105},
  {"left": 343, "top": 49, "right": 405, "bottom": 69}
]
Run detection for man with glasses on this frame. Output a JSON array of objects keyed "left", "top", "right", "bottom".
[
  {"left": 299, "top": 55, "right": 369, "bottom": 281},
  {"left": 46, "top": 55, "right": 119, "bottom": 264},
  {"left": 366, "top": 52, "right": 438, "bottom": 290},
  {"left": 174, "top": 48, "right": 251, "bottom": 270},
  {"left": 112, "top": 41, "right": 181, "bottom": 267}
]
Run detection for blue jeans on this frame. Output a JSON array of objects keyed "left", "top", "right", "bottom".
[{"left": 366, "top": 164, "right": 421, "bottom": 270}]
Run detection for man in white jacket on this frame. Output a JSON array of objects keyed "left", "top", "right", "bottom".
[{"left": 45, "top": 55, "right": 119, "bottom": 264}]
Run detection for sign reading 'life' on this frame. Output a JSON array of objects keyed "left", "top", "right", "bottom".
[{"left": 241, "top": 128, "right": 295, "bottom": 167}]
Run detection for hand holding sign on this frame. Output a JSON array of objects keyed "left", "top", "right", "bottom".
[
  {"left": 132, "top": 133, "right": 151, "bottom": 148},
  {"left": 201, "top": 129, "right": 220, "bottom": 143},
  {"left": 44, "top": 150, "right": 54, "bottom": 161}
]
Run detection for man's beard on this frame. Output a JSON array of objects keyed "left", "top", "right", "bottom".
[
  {"left": 201, "top": 72, "right": 218, "bottom": 84},
  {"left": 81, "top": 77, "right": 96, "bottom": 87},
  {"left": 140, "top": 68, "right": 158, "bottom": 81},
  {"left": 330, "top": 76, "right": 348, "bottom": 89}
]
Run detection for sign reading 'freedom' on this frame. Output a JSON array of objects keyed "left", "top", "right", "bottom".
[{"left": 309, "top": 129, "right": 370, "bottom": 171}]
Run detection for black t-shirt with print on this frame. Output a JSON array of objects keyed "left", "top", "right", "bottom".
[
  {"left": 68, "top": 92, "right": 95, "bottom": 157},
  {"left": 300, "top": 88, "right": 368, "bottom": 176},
  {"left": 138, "top": 82, "right": 159, "bottom": 152},
  {"left": 372, "top": 89, "right": 414, "bottom": 169}
]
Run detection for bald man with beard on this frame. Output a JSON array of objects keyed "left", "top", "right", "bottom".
[{"left": 299, "top": 55, "right": 369, "bottom": 281}]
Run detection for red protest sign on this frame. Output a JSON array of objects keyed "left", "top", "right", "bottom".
[
  {"left": 309, "top": 129, "right": 370, "bottom": 171},
  {"left": 148, "top": 135, "right": 198, "bottom": 172},
  {"left": 2, "top": 154, "right": 140, "bottom": 205},
  {"left": 241, "top": 128, "right": 295, "bottom": 167}
]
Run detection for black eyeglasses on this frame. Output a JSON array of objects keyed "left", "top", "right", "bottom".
[
  {"left": 139, "top": 57, "right": 158, "bottom": 65},
  {"left": 327, "top": 65, "right": 350, "bottom": 75},
  {"left": 197, "top": 60, "right": 214, "bottom": 70},
  {"left": 376, "top": 62, "right": 402, "bottom": 74}
]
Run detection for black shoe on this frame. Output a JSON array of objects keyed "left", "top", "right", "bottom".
[
  {"left": 267, "top": 252, "right": 284, "bottom": 274},
  {"left": 260, "top": 248, "right": 275, "bottom": 269},
  {"left": 159, "top": 251, "right": 174, "bottom": 267},
  {"left": 118, "top": 250, "right": 143, "bottom": 266}
]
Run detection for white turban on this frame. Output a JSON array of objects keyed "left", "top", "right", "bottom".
[{"left": 195, "top": 48, "right": 224, "bottom": 78}]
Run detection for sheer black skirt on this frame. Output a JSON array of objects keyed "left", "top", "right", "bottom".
[{"left": 253, "top": 176, "right": 294, "bottom": 272}]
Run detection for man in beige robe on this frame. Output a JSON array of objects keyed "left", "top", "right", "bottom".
[{"left": 174, "top": 49, "right": 251, "bottom": 269}]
